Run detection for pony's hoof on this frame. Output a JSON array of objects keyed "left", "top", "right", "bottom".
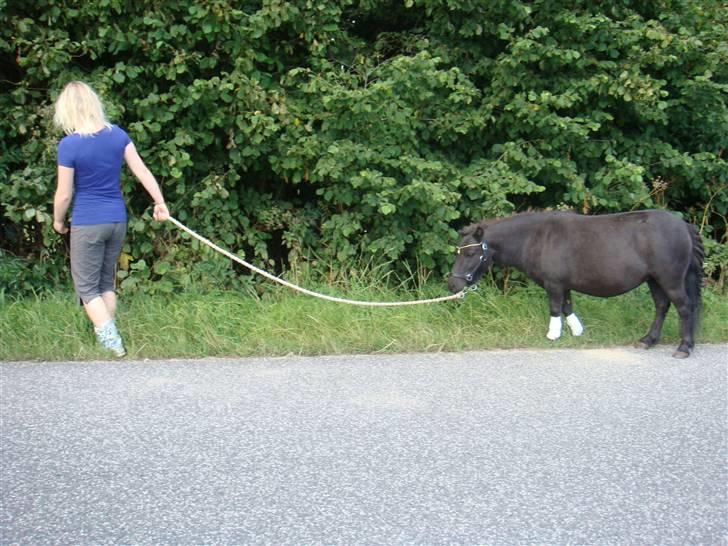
[
  {"left": 672, "top": 350, "right": 690, "bottom": 359},
  {"left": 634, "top": 340, "right": 652, "bottom": 350}
]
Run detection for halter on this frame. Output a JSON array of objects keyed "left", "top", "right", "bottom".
[{"left": 450, "top": 241, "right": 489, "bottom": 283}]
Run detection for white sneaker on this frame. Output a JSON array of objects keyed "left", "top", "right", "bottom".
[{"left": 95, "top": 320, "right": 126, "bottom": 357}]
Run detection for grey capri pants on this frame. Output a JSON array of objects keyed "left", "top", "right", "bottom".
[{"left": 70, "top": 223, "right": 127, "bottom": 304}]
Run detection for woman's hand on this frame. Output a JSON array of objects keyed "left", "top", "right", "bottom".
[
  {"left": 153, "top": 202, "right": 170, "bottom": 222},
  {"left": 53, "top": 220, "right": 69, "bottom": 234}
]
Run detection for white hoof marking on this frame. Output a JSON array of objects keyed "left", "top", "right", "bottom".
[
  {"left": 546, "top": 316, "right": 562, "bottom": 340},
  {"left": 566, "top": 313, "right": 584, "bottom": 336}
]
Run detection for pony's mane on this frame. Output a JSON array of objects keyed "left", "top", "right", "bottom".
[{"left": 458, "top": 209, "right": 577, "bottom": 237}]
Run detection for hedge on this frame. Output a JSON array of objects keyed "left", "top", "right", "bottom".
[{"left": 1, "top": 0, "right": 726, "bottom": 295}]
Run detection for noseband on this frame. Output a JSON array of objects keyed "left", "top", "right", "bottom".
[{"left": 450, "top": 241, "right": 489, "bottom": 284}]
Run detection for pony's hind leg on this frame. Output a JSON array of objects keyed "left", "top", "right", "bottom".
[
  {"left": 637, "top": 279, "right": 670, "bottom": 350},
  {"left": 664, "top": 286, "right": 694, "bottom": 359}
]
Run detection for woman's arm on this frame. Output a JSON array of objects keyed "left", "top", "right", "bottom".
[
  {"left": 53, "top": 166, "right": 74, "bottom": 234},
  {"left": 124, "top": 142, "right": 169, "bottom": 221}
]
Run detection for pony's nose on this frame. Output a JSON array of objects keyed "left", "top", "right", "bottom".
[{"left": 448, "top": 276, "right": 465, "bottom": 293}]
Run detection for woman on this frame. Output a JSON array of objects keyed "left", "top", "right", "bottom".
[{"left": 52, "top": 81, "right": 169, "bottom": 357}]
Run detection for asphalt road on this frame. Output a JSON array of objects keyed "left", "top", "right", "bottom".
[{"left": 1, "top": 345, "right": 726, "bottom": 545}]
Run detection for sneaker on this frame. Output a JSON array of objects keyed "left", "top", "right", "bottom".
[{"left": 95, "top": 320, "right": 127, "bottom": 357}]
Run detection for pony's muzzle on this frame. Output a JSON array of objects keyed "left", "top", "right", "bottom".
[{"left": 447, "top": 275, "right": 468, "bottom": 293}]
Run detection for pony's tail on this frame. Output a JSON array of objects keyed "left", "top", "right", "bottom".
[{"left": 686, "top": 223, "right": 704, "bottom": 337}]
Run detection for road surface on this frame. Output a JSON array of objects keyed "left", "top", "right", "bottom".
[{"left": 1, "top": 345, "right": 726, "bottom": 544}]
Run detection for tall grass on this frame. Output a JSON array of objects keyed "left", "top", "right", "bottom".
[{"left": 1, "top": 279, "right": 726, "bottom": 361}]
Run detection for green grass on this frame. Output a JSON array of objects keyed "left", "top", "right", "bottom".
[{"left": 1, "top": 282, "right": 726, "bottom": 361}]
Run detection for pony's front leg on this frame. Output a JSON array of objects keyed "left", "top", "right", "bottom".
[
  {"left": 562, "top": 290, "right": 584, "bottom": 336},
  {"left": 545, "top": 289, "right": 583, "bottom": 340},
  {"left": 545, "top": 286, "right": 564, "bottom": 340}
]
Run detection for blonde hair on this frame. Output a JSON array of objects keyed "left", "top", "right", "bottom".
[{"left": 53, "top": 81, "right": 111, "bottom": 136}]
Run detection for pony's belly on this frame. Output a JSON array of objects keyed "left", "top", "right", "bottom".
[{"left": 571, "top": 277, "right": 645, "bottom": 297}]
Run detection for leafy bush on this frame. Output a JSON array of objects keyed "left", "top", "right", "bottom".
[
  {"left": 1, "top": 0, "right": 726, "bottom": 294},
  {"left": 0, "top": 249, "right": 66, "bottom": 298},
  {"left": 704, "top": 239, "right": 728, "bottom": 291}
]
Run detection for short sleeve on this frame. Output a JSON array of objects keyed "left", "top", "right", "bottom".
[
  {"left": 57, "top": 137, "right": 76, "bottom": 168},
  {"left": 114, "top": 125, "right": 132, "bottom": 148}
]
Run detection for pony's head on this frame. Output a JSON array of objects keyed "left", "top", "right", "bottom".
[{"left": 448, "top": 222, "right": 493, "bottom": 293}]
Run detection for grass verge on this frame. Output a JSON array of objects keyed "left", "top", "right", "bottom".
[{"left": 1, "top": 282, "right": 726, "bottom": 361}]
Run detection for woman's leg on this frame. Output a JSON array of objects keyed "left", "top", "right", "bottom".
[
  {"left": 98, "top": 223, "right": 126, "bottom": 319},
  {"left": 70, "top": 223, "right": 126, "bottom": 355},
  {"left": 83, "top": 295, "right": 113, "bottom": 326},
  {"left": 101, "top": 291, "right": 117, "bottom": 318}
]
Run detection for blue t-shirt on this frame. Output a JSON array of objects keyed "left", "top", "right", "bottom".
[{"left": 57, "top": 124, "right": 131, "bottom": 225}]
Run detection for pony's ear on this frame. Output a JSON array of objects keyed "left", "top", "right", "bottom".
[
  {"left": 474, "top": 226, "right": 484, "bottom": 241},
  {"left": 458, "top": 223, "right": 476, "bottom": 237}
]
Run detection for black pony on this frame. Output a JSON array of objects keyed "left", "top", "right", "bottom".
[{"left": 448, "top": 210, "right": 704, "bottom": 358}]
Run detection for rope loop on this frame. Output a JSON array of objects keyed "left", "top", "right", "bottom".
[{"left": 167, "top": 217, "right": 467, "bottom": 307}]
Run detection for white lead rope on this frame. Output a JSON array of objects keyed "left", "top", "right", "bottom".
[{"left": 167, "top": 216, "right": 468, "bottom": 307}]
